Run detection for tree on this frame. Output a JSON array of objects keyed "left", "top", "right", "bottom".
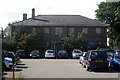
[
  {"left": 12, "top": 25, "right": 28, "bottom": 44},
  {"left": 3, "top": 26, "right": 11, "bottom": 39},
  {"left": 59, "top": 33, "right": 87, "bottom": 52},
  {"left": 95, "top": 2, "right": 120, "bottom": 48},
  {"left": 17, "top": 33, "right": 46, "bottom": 56}
]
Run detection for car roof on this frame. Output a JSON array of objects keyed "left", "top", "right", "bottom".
[
  {"left": 17, "top": 50, "right": 24, "bottom": 51},
  {"left": 46, "top": 50, "right": 54, "bottom": 52}
]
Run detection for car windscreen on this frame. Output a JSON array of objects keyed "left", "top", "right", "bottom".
[
  {"left": 17, "top": 51, "right": 24, "bottom": 53},
  {"left": 31, "top": 50, "right": 39, "bottom": 54},
  {"left": 115, "top": 55, "right": 120, "bottom": 59},
  {"left": 106, "top": 52, "right": 114, "bottom": 57},
  {"left": 91, "top": 51, "right": 107, "bottom": 59},
  {"left": 48, "top": 51, "right": 54, "bottom": 53},
  {"left": 74, "top": 50, "right": 81, "bottom": 53},
  {"left": 7, "top": 52, "right": 15, "bottom": 57},
  {"left": 59, "top": 50, "right": 66, "bottom": 53}
]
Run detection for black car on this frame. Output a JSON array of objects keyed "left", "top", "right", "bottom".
[
  {"left": 82, "top": 50, "right": 109, "bottom": 71},
  {"left": 16, "top": 50, "right": 26, "bottom": 58},
  {"left": 30, "top": 50, "right": 40, "bottom": 58},
  {"left": 57, "top": 50, "right": 68, "bottom": 58}
]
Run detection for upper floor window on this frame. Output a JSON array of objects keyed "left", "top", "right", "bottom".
[
  {"left": 82, "top": 28, "right": 88, "bottom": 34},
  {"left": 55, "top": 27, "right": 63, "bottom": 36},
  {"left": 33, "top": 28, "right": 36, "bottom": 33},
  {"left": 44, "top": 27, "right": 50, "bottom": 34},
  {"left": 69, "top": 28, "right": 74, "bottom": 33},
  {"left": 96, "top": 28, "right": 101, "bottom": 34}
]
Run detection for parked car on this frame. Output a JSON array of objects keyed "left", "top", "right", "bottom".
[
  {"left": 57, "top": 50, "right": 68, "bottom": 58},
  {"left": 16, "top": 50, "right": 26, "bottom": 58},
  {"left": 30, "top": 50, "right": 40, "bottom": 58},
  {"left": 3, "top": 57, "right": 15, "bottom": 70},
  {"left": 72, "top": 49, "right": 82, "bottom": 58},
  {"left": 109, "top": 54, "right": 120, "bottom": 70},
  {"left": 45, "top": 50, "right": 55, "bottom": 58},
  {"left": 82, "top": 50, "right": 109, "bottom": 71},
  {"left": 115, "top": 50, "right": 120, "bottom": 55},
  {"left": 5, "top": 51, "right": 20, "bottom": 64},
  {"left": 79, "top": 52, "right": 87, "bottom": 64}
]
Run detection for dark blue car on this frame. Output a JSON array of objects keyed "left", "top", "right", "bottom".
[{"left": 109, "top": 54, "right": 120, "bottom": 70}]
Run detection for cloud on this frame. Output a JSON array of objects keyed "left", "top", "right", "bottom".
[{"left": 0, "top": 0, "right": 106, "bottom": 29}]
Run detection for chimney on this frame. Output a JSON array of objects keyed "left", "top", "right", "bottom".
[
  {"left": 32, "top": 8, "right": 35, "bottom": 19},
  {"left": 23, "top": 13, "right": 27, "bottom": 20}
]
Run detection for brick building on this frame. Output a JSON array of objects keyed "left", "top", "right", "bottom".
[{"left": 10, "top": 8, "right": 109, "bottom": 51}]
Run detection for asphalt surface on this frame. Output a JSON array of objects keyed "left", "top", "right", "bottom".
[{"left": 4, "top": 59, "right": 119, "bottom": 78}]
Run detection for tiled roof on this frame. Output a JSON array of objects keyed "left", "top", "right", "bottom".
[{"left": 11, "top": 15, "right": 109, "bottom": 27}]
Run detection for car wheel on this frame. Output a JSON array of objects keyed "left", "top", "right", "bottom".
[
  {"left": 110, "top": 62, "right": 116, "bottom": 70},
  {"left": 104, "top": 68, "right": 109, "bottom": 72},
  {"left": 79, "top": 61, "right": 81, "bottom": 64},
  {"left": 83, "top": 63, "right": 86, "bottom": 68},
  {"left": 82, "top": 63, "right": 83, "bottom": 66}
]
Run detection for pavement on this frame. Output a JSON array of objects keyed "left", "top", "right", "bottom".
[{"left": 3, "top": 59, "right": 119, "bottom": 78}]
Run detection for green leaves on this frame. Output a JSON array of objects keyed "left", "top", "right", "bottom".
[
  {"left": 17, "top": 33, "right": 44, "bottom": 52},
  {"left": 59, "top": 33, "right": 87, "bottom": 51},
  {"left": 96, "top": 2, "right": 120, "bottom": 48}
]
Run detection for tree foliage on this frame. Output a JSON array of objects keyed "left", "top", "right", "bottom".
[
  {"left": 95, "top": 2, "right": 120, "bottom": 48},
  {"left": 17, "top": 33, "right": 45, "bottom": 53},
  {"left": 12, "top": 25, "right": 27, "bottom": 44},
  {"left": 59, "top": 33, "right": 87, "bottom": 51},
  {"left": 3, "top": 26, "right": 11, "bottom": 39}
]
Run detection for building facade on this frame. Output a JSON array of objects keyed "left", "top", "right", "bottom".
[{"left": 10, "top": 8, "right": 109, "bottom": 51}]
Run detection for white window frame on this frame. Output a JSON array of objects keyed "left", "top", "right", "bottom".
[
  {"left": 69, "top": 28, "right": 74, "bottom": 33},
  {"left": 44, "top": 27, "right": 50, "bottom": 34},
  {"left": 82, "top": 28, "right": 88, "bottom": 34},
  {"left": 96, "top": 28, "right": 101, "bottom": 34},
  {"left": 55, "top": 27, "right": 63, "bottom": 36}
]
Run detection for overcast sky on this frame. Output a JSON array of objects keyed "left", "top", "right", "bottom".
[{"left": 0, "top": 0, "right": 106, "bottom": 29}]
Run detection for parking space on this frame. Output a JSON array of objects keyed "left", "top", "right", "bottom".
[{"left": 4, "top": 59, "right": 119, "bottom": 78}]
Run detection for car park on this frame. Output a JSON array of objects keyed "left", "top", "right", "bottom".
[
  {"left": 72, "top": 49, "right": 82, "bottom": 58},
  {"left": 57, "top": 50, "right": 68, "bottom": 58},
  {"left": 82, "top": 50, "right": 109, "bottom": 71},
  {"left": 45, "top": 50, "right": 55, "bottom": 58},
  {"left": 79, "top": 52, "right": 87, "bottom": 64},
  {"left": 16, "top": 50, "right": 26, "bottom": 58},
  {"left": 30, "top": 50, "right": 40, "bottom": 58},
  {"left": 109, "top": 54, "right": 120, "bottom": 70}
]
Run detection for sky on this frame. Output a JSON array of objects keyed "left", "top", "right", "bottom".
[{"left": 0, "top": 0, "right": 106, "bottom": 29}]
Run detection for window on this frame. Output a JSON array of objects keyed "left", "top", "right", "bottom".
[
  {"left": 88, "top": 42, "right": 94, "bottom": 46},
  {"left": 33, "top": 28, "right": 36, "bottom": 33},
  {"left": 69, "top": 28, "right": 74, "bottom": 33},
  {"left": 82, "top": 28, "right": 88, "bottom": 34},
  {"left": 55, "top": 27, "right": 63, "bottom": 36},
  {"left": 44, "top": 28, "right": 49, "bottom": 34},
  {"left": 96, "top": 28, "right": 101, "bottom": 34}
]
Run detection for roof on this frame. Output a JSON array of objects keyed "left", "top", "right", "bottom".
[{"left": 10, "top": 15, "right": 109, "bottom": 27}]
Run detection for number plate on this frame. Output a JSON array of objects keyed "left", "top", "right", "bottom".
[{"left": 95, "top": 60, "right": 103, "bottom": 62}]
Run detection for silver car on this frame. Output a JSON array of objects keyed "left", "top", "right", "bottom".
[
  {"left": 79, "top": 52, "right": 87, "bottom": 65},
  {"left": 72, "top": 49, "right": 82, "bottom": 58},
  {"left": 45, "top": 50, "right": 55, "bottom": 58}
]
